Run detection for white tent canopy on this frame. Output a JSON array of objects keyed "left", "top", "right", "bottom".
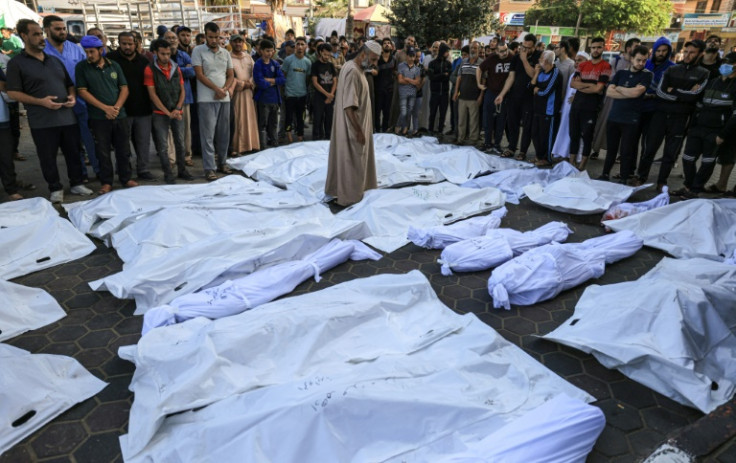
[
  {"left": 119, "top": 271, "right": 595, "bottom": 462},
  {"left": 0, "top": 0, "right": 41, "bottom": 28},
  {"left": 544, "top": 257, "right": 736, "bottom": 413}
]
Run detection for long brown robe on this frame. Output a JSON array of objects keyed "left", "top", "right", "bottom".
[
  {"left": 230, "top": 52, "right": 260, "bottom": 153},
  {"left": 325, "top": 59, "right": 377, "bottom": 206}
]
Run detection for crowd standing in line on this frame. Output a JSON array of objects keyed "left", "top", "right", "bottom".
[{"left": 0, "top": 19, "right": 735, "bottom": 205}]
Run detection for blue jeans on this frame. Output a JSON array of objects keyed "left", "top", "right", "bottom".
[
  {"left": 198, "top": 101, "right": 230, "bottom": 171},
  {"left": 152, "top": 113, "right": 186, "bottom": 177},
  {"left": 73, "top": 102, "right": 99, "bottom": 176},
  {"left": 398, "top": 94, "right": 415, "bottom": 131}
]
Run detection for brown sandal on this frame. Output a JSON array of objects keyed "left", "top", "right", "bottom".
[
  {"left": 98, "top": 184, "right": 112, "bottom": 195},
  {"left": 514, "top": 153, "right": 527, "bottom": 162},
  {"left": 500, "top": 149, "right": 515, "bottom": 158}
]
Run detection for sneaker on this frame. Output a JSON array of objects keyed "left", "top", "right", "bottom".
[
  {"left": 487, "top": 147, "right": 501, "bottom": 155},
  {"left": 70, "top": 184, "right": 94, "bottom": 196},
  {"left": 137, "top": 172, "right": 158, "bottom": 181},
  {"left": 50, "top": 190, "right": 64, "bottom": 204},
  {"left": 597, "top": 174, "right": 610, "bottom": 181},
  {"left": 589, "top": 152, "right": 599, "bottom": 160},
  {"left": 178, "top": 170, "right": 195, "bottom": 181}
]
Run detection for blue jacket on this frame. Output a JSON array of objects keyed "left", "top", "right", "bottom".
[
  {"left": 172, "top": 49, "right": 195, "bottom": 105},
  {"left": 253, "top": 58, "right": 286, "bottom": 104},
  {"left": 643, "top": 36, "right": 675, "bottom": 112}
]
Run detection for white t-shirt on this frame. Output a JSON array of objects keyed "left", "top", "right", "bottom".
[{"left": 191, "top": 44, "right": 233, "bottom": 103}]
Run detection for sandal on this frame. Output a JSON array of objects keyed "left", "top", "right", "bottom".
[
  {"left": 98, "top": 184, "right": 112, "bottom": 195},
  {"left": 185, "top": 158, "right": 194, "bottom": 167},
  {"left": 8, "top": 193, "right": 23, "bottom": 201},
  {"left": 217, "top": 165, "right": 233, "bottom": 175},
  {"left": 534, "top": 159, "right": 551, "bottom": 167},
  {"left": 13, "top": 152, "right": 26, "bottom": 161},
  {"left": 205, "top": 170, "right": 218, "bottom": 181},
  {"left": 514, "top": 153, "right": 527, "bottom": 162},
  {"left": 500, "top": 149, "right": 515, "bottom": 158},
  {"left": 705, "top": 184, "right": 726, "bottom": 194}
]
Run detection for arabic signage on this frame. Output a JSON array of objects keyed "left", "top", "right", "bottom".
[{"left": 681, "top": 13, "right": 730, "bottom": 30}]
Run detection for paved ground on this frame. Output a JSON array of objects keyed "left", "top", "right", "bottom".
[{"left": 2, "top": 119, "right": 735, "bottom": 462}]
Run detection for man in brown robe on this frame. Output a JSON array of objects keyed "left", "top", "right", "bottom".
[{"left": 325, "top": 40, "right": 382, "bottom": 206}]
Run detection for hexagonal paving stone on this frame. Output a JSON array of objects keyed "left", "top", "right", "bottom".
[
  {"left": 442, "top": 285, "right": 471, "bottom": 300},
  {"left": 593, "top": 425, "right": 631, "bottom": 457},
  {"left": 30, "top": 422, "right": 87, "bottom": 459},
  {"left": 541, "top": 351, "right": 584, "bottom": 376},
  {"left": 48, "top": 325, "right": 88, "bottom": 343},
  {"left": 640, "top": 407, "right": 694, "bottom": 435},
  {"left": 502, "top": 316, "right": 537, "bottom": 336},
  {"left": 73, "top": 431, "right": 122, "bottom": 462},
  {"left": 610, "top": 380, "right": 659, "bottom": 410},
  {"left": 627, "top": 428, "right": 666, "bottom": 458},
  {"left": 84, "top": 401, "right": 130, "bottom": 433},
  {"left": 46, "top": 275, "right": 83, "bottom": 291},
  {"left": 597, "top": 399, "right": 644, "bottom": 432},
  {"left": 566, "top": 374, "right": 611, "bottom": 401},
  {"left": 66, "top": 292, "right": 102, "bottom": 309},
  {"left": 78, "top": 330, "right": 117, "bottom": 349},
  {"left": 113, "top": 317, "right": 143, "bottom": 337}
]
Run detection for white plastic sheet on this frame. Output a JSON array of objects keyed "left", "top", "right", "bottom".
[
  {"left": 544, "top": 257, "right": 736, "bottom": 413},
  {"left": 603, "top": 198, "right": 736, "bottom": 261},
  {"left": 602, "top": 186, "right": 670, "bottom": 224},
  {"left": 488, "top": 230, "right": 643, "bottom": 310},
  {"left": 435, "top": 394, "right": 605, "bottom": 463},
  {"left": 118, "top": 271, "right": 593, "bottom": 462},
  {"left": 523, "top": 173, "right": 651, "bottom": 214},
  {"left": 228, "top": 136, "right": 525, "bottom": 202},
  {"left": 0, "top": 344, "right": 106, "bottom": 455},
  {"left": 141, "top": 239, "right": 382, "bottom": 335},
  {"left": 0, "top": 280, "right": 66, "bottom": 342},
  {"left": 0, "top": 198, "right": 95, "bottom": 279},
  {"left": 407, "top": 207, "right": 507, "bottom": 249},
  {"left": 438, "top": 222, "right": 573, "bottom": 276},
  {"left": 462, "top": 161, "right": 581, "bottom": 204},
  {"left": 337, "top": 183, "right": 505, "bottom": 253}
]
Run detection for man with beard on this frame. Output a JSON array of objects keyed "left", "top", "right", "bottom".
[
  {"left": 495, "top": 34, "right": 542, "bottom": 161},
  {"left": 109, "top": 32, "right": 156, "bottom": 181},
  {"left": 76, "top": 35, "right": 137, "bottom": 194},
  {"left": 374, "top": 37, "right": 395, "bottom": 132},
  {"left": 453, "top": 41, "right": 483, "bottom": 146},
  {"left": 6, "top": 19, "right": 92, "bottom": 203},
  {"left": 192, "top": 22, "right": 234, "bottom": 181},
  {"left": 644, "top": 40, "right": 708, "bottom": 191},
  {"left": 427, "top": 42, "right": 451, "bottom": 136},
  {"left": 43, "top": 15, "right": 100, "bottom": 183},
  {"left": 478, "top": 41, "right": 512, "bottom": 154},
  {"left": 177, "top": 26, "right": 195, "bottom": 55},
  {"left": 566, "top": 37, "right": 611, "bottom": 170},
  {"left": 325, "top": 40, "right": 382, "bottom": 206},
  {"left": 699, "top": 35, "right": 722, "bottom": 79},
  {"left": 598, "top": 46, "right": 652, "bottom": 183},
  {"left": 176, "top": 27, "right": 199, "bottom": 162}
]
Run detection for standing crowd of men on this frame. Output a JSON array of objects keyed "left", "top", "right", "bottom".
[{"left": 0, "top": 18, "right": 734, "bottom": 204}]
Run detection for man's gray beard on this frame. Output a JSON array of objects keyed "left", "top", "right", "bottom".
[
  {"left": 469, "top": 53, "right": 478, "bottom": 60},
  {"left": 361, "top": 58, "right": 371, "bottom": 69}
]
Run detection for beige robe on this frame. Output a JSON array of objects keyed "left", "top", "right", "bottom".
[
  {"left": 325, "top": 59, "right": 377, "bottom": 206},
  {"left": 230, "top": 52, "right": 260, "bottom": 152}
]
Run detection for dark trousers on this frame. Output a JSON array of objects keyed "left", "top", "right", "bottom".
[
  {"left": 603, "top": 121, "right": 639, "bottom": 180},
  {"left": 568, "top": 107, "right": 598, "bottom": 159},
  {"left": 257, "top": 102, "right": 280, "bottom": 147},
  {"left": 506, "top": 96, "right": 533, "bottom": 153},
  {"left": 30, "top": 124, "right": 84, "bottom": 192},
  {"left": 375, "top": 89, "right": 392, "bottom": 132},
  {"left": 637, "top": 110, "right": 655, "bottom": 155},
  {"left": 429, "top": 91, "right": 449, "bottom": 133},
  {"left": 312, "top": 95, "right": 334, "bottom": 141},
  {"left": 482, "top": 90, "right": 505, "bottom": 148},
  {"left": 0, "top": 127, "right": 18, "bottom": 195},
  {"left": 682, "top": 124, "right": 721, "bottom": 191},
  {"left": 8, "top": 102, "right": 20, "bottom": 154},
  {"left": 88, "top": 118, "right": 133, "bottom": 186},
  {"left": 190, "top": 101, "right": 201, "bottom": 157},
  {"left": 127, "top": 115, "right": 152, "bottom": 175},
  {"left": 285, "top": 95, "right": 307, "bottom": 137},
  {"left": 152, "top": 114, "right": 186, "bottom": 178},
  {"left": 532, "top": 114, "right": 556, "bottom": 162},
  {"left": 637, "top": 112, "right": 689, "bottom": 184}
]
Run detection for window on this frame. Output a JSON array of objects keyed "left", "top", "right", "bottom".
[
  {"left": 695, "top": 1, "right": 708, "bottom": 13},
  {"left": 710, "top": 0, "right": 721, "bottom": 12}
]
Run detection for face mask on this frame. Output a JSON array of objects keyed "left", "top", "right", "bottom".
[{"left": 720, "top": 64, "right": 734, "bottom": 77}]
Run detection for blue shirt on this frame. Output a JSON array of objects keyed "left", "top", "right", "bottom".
[
  {"left": 253, "top": 58, "right": 286, "bottom": 104},
  {"left": 44, "top": 39, "right": 89, "bottom": 110},
  {"left": 281, "top": 54, "right": 311, "bottom": 97},
  {"left": 173, "top": 49, "right": 195, "bottom": 105}
]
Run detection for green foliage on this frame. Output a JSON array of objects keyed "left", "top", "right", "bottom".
[
  {"left": 387, "top": 0, "right": 499, "bottom": 46},
  {"left": 525, "top": 0, "right": 671, "bottom": 36},
  {"left": 314, "top": 0, "right": 349, "bottom": 19}
]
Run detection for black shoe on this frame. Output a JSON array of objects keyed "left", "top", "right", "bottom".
[
  {"left": 589, "top": 152, "right": 599, "bottom": 160},
  {"left": 178, "top": 171, "right": 195, "bottom": 181},
  {"left": 597, "top": 174, "right": 610, "bottom": 181},
  {"left": 137, "top": 172, "right": 158, "bottom": 181},
  {"left": 164, "top": 175, "right": 177, "bottom": 184},
  {"left": 653, "top": 157, "right": 663, "bottom": 163}
]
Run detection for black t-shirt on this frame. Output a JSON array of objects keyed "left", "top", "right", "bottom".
[
  {"left": 479, "top": 54, "right": 512, "bottom": 94},
  {"left": 108, "top": 50, "right": 152, "bottom": 117},
  {"left": 5, "top": 52, "right": 77, "bottom": 129},
  {"left": 509, "top": 50, "right": 541, "bottom": 100},
  {"left": 457, "top": 58, "right": 481, "bottom": 100},
  {"left": 608, "top": 68, "right": 653, "bottom": 124},
  {"left": 310, "top": 59, "right": 337, "bottom": 99},
  {"left": 700, "top": 57, "right": 722, "bottom": 80},
  {"left": 375, "top": 53, "right": 395, "bottom": 93}
]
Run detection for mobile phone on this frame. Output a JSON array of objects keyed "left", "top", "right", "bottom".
[{"left": 54, "top": 96, "right": 68, "bottom": 104}]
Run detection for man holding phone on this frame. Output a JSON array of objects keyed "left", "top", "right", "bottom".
[{"left": 5, "top": 19, "right": 92, "bottom": 203}]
